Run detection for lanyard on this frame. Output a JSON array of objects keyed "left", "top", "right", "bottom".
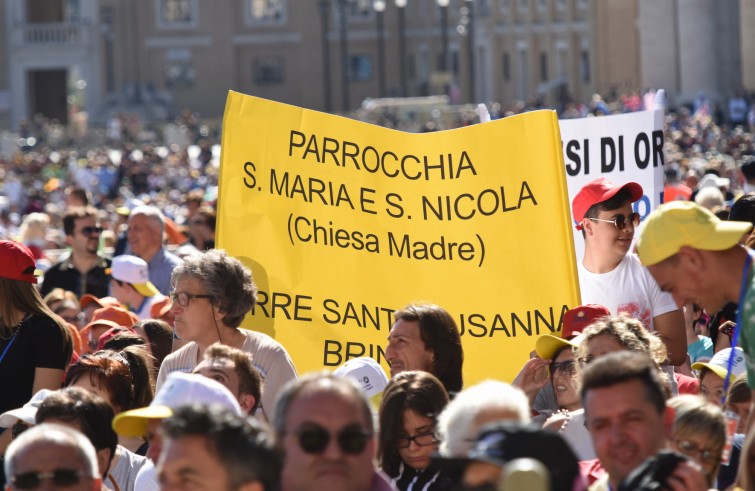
[
  {"left": 0, "top": 333, "right": 17, "bottom": 364},
  {"left": 724, "top": 252, "right": 754, "bottom": 399}
]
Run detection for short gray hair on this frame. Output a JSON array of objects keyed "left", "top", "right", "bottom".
[
  {"left": 272, "top": 372, "right": 374, "bottom": 438},
  {"left": 4, "top": 423, "right": 99, "bottom": 479},
  {"left": 171, "top": 249, "right": 256, "bottom": 328},
  {"left": 129, "top": 205, "right": 166, "bottom": 236},
  {"left": 437, "top": 380, "right": 530, "bottom": 456}
]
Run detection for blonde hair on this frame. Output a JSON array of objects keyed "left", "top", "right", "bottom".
[
  {"left": 667, "top": 395, "right": 725, "bottom": 486},
  {"left": 575, "top": 314, "right": 667, "bottom": 366}
]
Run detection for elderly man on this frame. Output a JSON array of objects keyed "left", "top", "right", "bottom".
[
  {"left": 126, "top": 205, "right": 181, "bottom": 295},
  {"left": 581, "top": 351, "right": 707, "bottom": 491},
  {"left": 273, "top": 373, "right": 393, "bottom": 491},
  {"left": 4, "top": 423, "right": 102, "bottom": 491},
  {"left": 385, "top": 303, "right": 464, "bottom": 395},
  {"left": 158, "top": 405, "right": 280, "bottom": 491},
  {"left": 436, "top": 380, "right": 530, "bottom": 457},
  {"left": 156, "top": 249, "right": 298, "bottom": 422}
]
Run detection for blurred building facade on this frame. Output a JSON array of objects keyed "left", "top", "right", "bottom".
[{"left": 0, "top": 0, "right": 750, "bottom": 130}]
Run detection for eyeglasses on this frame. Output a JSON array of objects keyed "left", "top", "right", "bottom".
[
  {"left": 11, "top": 469, "right": 89, "bottom": 489},
  {"left": 397, "top": 431, "right": 438, "bottom": 449},
  {"left": 294, "top": 424, "right": 372, "bottom": 455},
  {"left": 169, "top": 291, "right": 214, "bottom": 307},
  {"left": 550, "top": 359, "right": 576, "bottom": 376},
  {"left": 79, "top": 226, "right": 103, "bottom": 237},
  {"left": 588, "top": 212, "right": 641, "bottom": 230},
  {"left": 191, "top": 219, "right": 206, "bottom": 226},
  {"left": 673, "top": 439, "right": 719, "bottom": 465},
  {"left": 58, "top": 312, "right": 85, "bottom": 325}
]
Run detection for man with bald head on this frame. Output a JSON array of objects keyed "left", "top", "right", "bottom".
[
  {"left": 126, "top": 205, "right": 181, "bottom": 295},
  {"left": 4, "top": 423, "right": 102, "bottom": 491},
  {"left": 273, "top": 373, "right": 393, "bottom": 491}
]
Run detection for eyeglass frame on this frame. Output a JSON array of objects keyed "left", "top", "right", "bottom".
[
  {"left": 587, "top": 212, "right": 641, "bottom": 231},
  {"left": 11, "top": 469, "right": 91, "bottom": 489},
  {"left": 169, "top": 291, "right": 215, "bottom": 307},
  {"left": 673, "top": 438, "right": 720, "bottom": 465},
  {"left": 397, "top": 431, "right": 438, "bottom": 449}
]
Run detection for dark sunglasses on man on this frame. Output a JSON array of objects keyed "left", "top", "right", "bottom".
[
  {"left": 294, "top": 423, "right": 372, "bottom": 455},
  {"left": 11, "top": 469, "right": 90, "bottom": 489}
]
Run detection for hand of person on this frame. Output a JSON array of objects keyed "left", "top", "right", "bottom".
[
  {"left": 664, "top": 460, "right": 710, "bottom": 491},
  {"left": 512, "top": 357, "right": 550, "bottom": 404}
]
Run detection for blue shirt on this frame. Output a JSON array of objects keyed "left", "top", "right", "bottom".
[{"left": 147, "top": 247, "right": 182, "bottom": 295}]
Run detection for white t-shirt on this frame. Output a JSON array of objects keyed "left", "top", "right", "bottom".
[
  {"left": 577, "top": 253, "right": 677, "bottom": 331},
  {"left": 133, "top": 461, "right": 160, "bottom": 491}
]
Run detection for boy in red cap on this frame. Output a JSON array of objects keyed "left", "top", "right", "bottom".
[{"left": 572, "top": 178, "right": 686, "bottom": 368}]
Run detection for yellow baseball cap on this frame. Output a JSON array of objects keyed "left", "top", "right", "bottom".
[{"left": 636, "top": 201, "right": 752, "bottom": 266}]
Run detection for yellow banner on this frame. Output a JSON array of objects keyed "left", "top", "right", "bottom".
[{"left": 217, "top": 91, "right": 580, "bottom": 384}]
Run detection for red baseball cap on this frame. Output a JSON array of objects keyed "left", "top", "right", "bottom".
[
  {"left": 535, "top": 304, "right": 611, "bottom": 359},
  {"left": 97, "top": 326, "right": 136, "bottom": 351},
  {"left": 0, "top": 240, "right": 41, "bottom": 284},
  {"left": 572, "top": 178, "right": 643, "bottom": 230}
]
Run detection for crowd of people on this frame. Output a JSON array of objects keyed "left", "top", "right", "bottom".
[{"left": 1, "top": 90, "right": 755, "bottom": 491}]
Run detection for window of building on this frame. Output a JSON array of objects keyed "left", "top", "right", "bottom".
[
  {"left": 164, "top": 49, "right": 195, "bottom": 87},
  {"left": 581, "top": 50, "right": 590, "bottom": 82},
  {"left": 247, "top": 0, "right": 286, "bottom": 24},
  {"left": 253, "top": 56, "right": 285, "bottom": 85},
  {"left": 518, "top": 0, "right": 528, "bottom": 12},
  {"left": 540, "top": 52, "right": 548, "bottom": 81},
  {"left": 157, "top": 0, "right": 198, "bottom": 28},
  {"left": 578, "top": 0, "right": 588, "bottom": 9},
  {"left": 503, "top": 52, "right": 510, "bottom": 81},
  {"left": 500, "top": 0, "right": 510, "bottom": 14},
  {"left": 349, "top": 54, "right": 373, "bottom": 82},
  {"left": 537, "top": 0, "right": 547, "bottom": 12},
  {"left": 338, "top": 0, "right": 372, "bottom": 21},
  {"left": 557, "top": 0, "right": 566, "bottom": 9}
]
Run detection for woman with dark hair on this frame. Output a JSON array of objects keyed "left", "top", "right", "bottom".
[
  {"left": 65, "top": 346, "right": 155, "bottom": 453},
  {"left": 378, "top": 371, "right": 451, "bottom": 491},
  {"left": 0, "top": 240, "right": 72, "bottom": 453},
  {"left": 132, "top": 319, "right": 173, "bottom": 373}
]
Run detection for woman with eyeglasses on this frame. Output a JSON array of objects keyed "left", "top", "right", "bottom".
[
  {"left": 537, "top": 335, "right": 596, "bottom": 461},
  {"left": 378, "top": 371, "right": 451, "bottom": 491},
  {"left": 667, "top": 395, "right": 726, "bottom": 488},
  {"left": 0, "top": 241, "right": 72, "bottom": 455}
]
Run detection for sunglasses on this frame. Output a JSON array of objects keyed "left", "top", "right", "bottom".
[
  {"left": 79, "top": 226, "right": 103, "bottom": 237},
  {"left": 588, "top": 212, "right": 641, "bottom": 230},
  {"left": 550, "top": 359, "right": 576, "bottom": 376},
  {"left": 294, "top": 424, "right": 371, "bottom": 455},
  {"left": 11, "top": 469, "right": 89, "bottom": 489}
]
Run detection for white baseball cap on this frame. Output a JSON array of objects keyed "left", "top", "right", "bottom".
[
  {"left": 110, "top": 255, "right": 160, "bottom": 297},
  {"left": 691, "top": 347, "right": 746, "bottom": 382},
  {"left": 112, "top": 371, "right": 243, "bottom": 437},
  {"left": 333, "top": 357, "right": 389, "bottom": 407},
  {"left": 0, "top": 389, "right": 55, "bottom": 427}
]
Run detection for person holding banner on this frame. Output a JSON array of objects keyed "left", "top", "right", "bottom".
[
  {"left": 155, "top": 249, "right": 298, "bottom": 422},
  {"left": 385, "top": 304, "right": 463, "bottom": 396},
  {"left": 572, "top": 178, "right": 687, "bottom": 368}
]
